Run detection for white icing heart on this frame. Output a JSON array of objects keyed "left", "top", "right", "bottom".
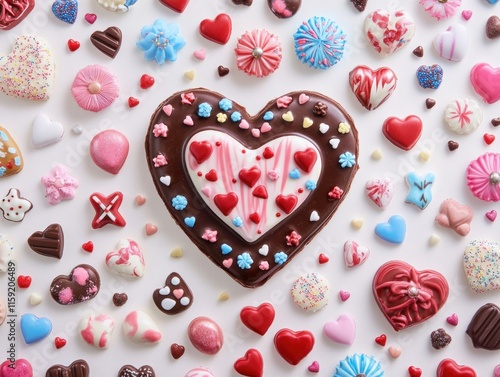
[
  {"left": 186, "top": 130, "right": 322, "bottom": 242},
  {"left": 343, "top": 240, "right": 370, "bottom": 268},
  {"left": 160, "top": 175, "right": 171, "bottom": 186},
  {"left": 365, "top": 177, "right": 394, "bottom": 209},
  {"left": 364, "top": 10, "right": 416, "bottom": 57},
  {"left": 310, "top": 211, "right": 320, "bottom": 221},
  {"left": 319, "top": 123, "right": 330, "bottom": 134},
  {"left": 32, "top": 113, "right": 64, "bottom": 148},
  {"left": 258, "top": 244, "right": 269, "bottom": 256},
  {"left": 123, "top": 310, "right": 162, "bottom": 344},
  {"left": 0, "top": 35, "right": 55, "bottom": 101},
  {"left": 105, "top": 239, "right": 145, "bottom": 278},
  {"left": 433, "top": 24, "right": 468, "bottom": 62},
  {"left": 329, "top": 138, "right": 340, "bottom": 149},
  {"left": 0, "top": 234, "right": 13, "bottom": 272},
  {"left": 78, "top": 314, "right": 115, "bottom": 349}
]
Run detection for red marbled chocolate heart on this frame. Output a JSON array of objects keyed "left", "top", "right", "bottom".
[
  {"left": 373, "top": 260, "right": 449, "bottom": 331},
  {"left": 145, "top": 88, "right": 359, "bottom": 287}
]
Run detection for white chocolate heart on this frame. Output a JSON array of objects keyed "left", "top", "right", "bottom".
[
  {"left": 123, "top": 310, "right": 162, "bottom": 344},
  {"left": 78, "top": 314, "right": 115, "bottom": 349},
  {"left": 105, "top": 239, "right": 145, "bottom": 278},
  {"left": 433, "top": 24, "right": 468, "bottom": 62},
  {"left": 32, "top": 113, "right": 64, "bottom": 148},
  {"left": 365, "top": 177, "right": 394, "bottom": 209}
]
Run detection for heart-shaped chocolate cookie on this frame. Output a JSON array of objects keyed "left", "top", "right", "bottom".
[
  {"left": 153, "top": 272, "right": 193, "bottom": 315},
  {"left": 118, "top": 365, "right": 156, "bottom": 377},
  {"left": 50, "top": 264, "right": 100, "bottom": 305},
  {"left": 373, "top": 260, "right": 449, "bottom": 331},
  {"left": 27, "top": 223, "right": 64, "bottom": 259},
  {"left": 145, "top": 89, "right": 359, "bottom": 287},
  {"left": 46, "top": 359, "right": 89, "bottom": 377}
]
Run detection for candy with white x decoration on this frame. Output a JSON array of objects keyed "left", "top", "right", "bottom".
[{"left": 89, "top": 191, "right": 126, "bottom": 229}]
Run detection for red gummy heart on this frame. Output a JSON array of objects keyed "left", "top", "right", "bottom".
[
  {"left": 240, "top": 303, "right": 275, "bottom": 336},
  {"left": 234, "top": 349, "right": 263, "bottom": 377},
  {"left": 82, "top": 241, "right": 94, "bottom": 252},
  {"left": 318, "top": 253, "right": 329, "bottom": 264},
  {"left": 437, "top": 359, "right": 476, "bottom": 377},
  {"left": 373, "top": 260, "right": 449, "bottom": 331},
  {"left": 375, "top": 334, "right": 387, "bottom": 346},
  {"left": 128, "top": 97, "right": 140, "bottom": 108},
  {"left": 383, "top": 115, "right": 422, "bottom": 151},
  {"left": 484, "top": 133, "right": 495, "bottom": 145},
  {"left": 159, "top": 0, "right": 189, "bottom": 12},
  {"left": 67, "top": 39, "right": 80, "bottom": 52},
  {"left": 274, "top": 328, "right": 314, "bottom": 365},
  {"left": 17, "top": 275, "right": 32, "bottom": 288},
  {"left": 199, "top": 13, "right": 232, "bottom": 45},
  {"left": 408, "top": 366, "right": 422, "bottom": 377},
  {"left": 140, "top": 74, "right": 155, "bottom": 89},
  {"left": 55, "top": 337, "right": 67, "bottom": 349},
  {"left": 170, "top": 343, "right": 185, "bottom": 359}
]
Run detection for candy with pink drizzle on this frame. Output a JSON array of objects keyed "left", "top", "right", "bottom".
[
  {"left": 78, "top": 314, "right": 115, "bottom": 349},
  {"left": 123, "top": 310, "right": 162, "bottom": 344}
]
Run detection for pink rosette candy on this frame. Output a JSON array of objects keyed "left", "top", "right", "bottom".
[
  {"left": 235, "top": 29, "right": 282, "bottom": 77},
  {"left": 419, "top": 0, "right": 461, "bottom": 21},
  {"left": 71, "top": 64, "right": 119, "bottom": 112},
  {"left": 41, "top": 164, "right": 79, "bottom": 205},
  {"left": 466, "top": 153, "right": 500, "bottom": 202}
]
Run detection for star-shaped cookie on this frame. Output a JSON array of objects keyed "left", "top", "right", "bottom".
[{"left": 0, "top": 188, "right": 33, "bottom": 222}]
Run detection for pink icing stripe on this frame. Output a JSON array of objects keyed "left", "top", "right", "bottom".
[
  {"left": 99, "top": 330, "right": 108, "bottom": 348},
  {"left": 80, "top": 319, "right": 94, "bottom": 344}
]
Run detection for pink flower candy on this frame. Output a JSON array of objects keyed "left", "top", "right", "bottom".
[{"left": 41, "top": 164, "right": 79, "bottom": 205}]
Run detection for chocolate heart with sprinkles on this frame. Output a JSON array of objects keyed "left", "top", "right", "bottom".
[
  {"left": 118, "top": 364, "right": 155, "bottom": 377},
  {"left": 145, "top": 88, "right": 359, "bottom": 287}
]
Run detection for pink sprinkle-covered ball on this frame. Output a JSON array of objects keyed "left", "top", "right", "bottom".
[{"left": 187, "top": 316, "right": 223, "bottom": 355}]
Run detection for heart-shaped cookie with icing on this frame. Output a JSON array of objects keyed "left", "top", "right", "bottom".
[
  {"left": 0, "top": 35, "right": 55, "bottom": 101},
  {"left": 373, "top": 260, "right": 449, "bottom": 331},
  {"left": 146, "top": 88, "right": 359, "bottom": 287}
]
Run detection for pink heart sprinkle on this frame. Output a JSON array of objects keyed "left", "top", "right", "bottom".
[
  {"left": 135, "top": 195, "right": 146, "bottom": 205},
  {"left": 85, "top": 13, "right": 97, "bottom": 24},
  {"left": 173, "top": 289, "right": 184, "bottom": 299},
  {"left": 239, "top": 119, "right": 249, "bottom": 129},
  {"left": 446, "top": 313, "right": 458, "bottom": 326},
  {"left": 339, "top": 290, "right": 350, "bottom": 301},
  {"left": 261, "top": 122, "right": 272, "bottom": 133},
  {"left": 201, "top": 186, "right": 211, "bottom": 197},
  {"left": 251, "top": 129, "right": 260, "bottom": 138},
  {"left": 183, "top": 116, "right": 194, "bottom": 126},
  {"left": 307, "top": 361, "right": 319, "bottom": 373},
  {"left": 193, "top": 49, "right": 206, "bottom": 60},
  {"left": 222, "top": 258, "right": 233, "bottom": 268},
  {"left": 461, "top": 10, "right": 472, "bottom": 21},
  {"left": 163, "top": 104, "right": 173, "bottom": 116},
  {"left": 299, "top": 93, "right": 310, "bottom": 105},
  {"left": 486, "top": 210, "right": 497, "bottom": 222},
  {"left": 145, "top": 223, "right": 158, "bottom": 236}
]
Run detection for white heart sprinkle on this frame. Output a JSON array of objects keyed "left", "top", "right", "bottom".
[
  {"left": 251, "top": 129, "right": 260, "bottom": 138},
  {"left": 319, "top": 123, "right": 330, "bottom": 134},
  {"left": 29, "top": 293, "right": 42, "bottom": 305},
  {"left": 160, "top": 176, "right": 171, "bottom": 186},
  {"left": 171, "top": 277, "right": 180, "bottom": 285},
  {"left": 159, "top": 287, "right": 171, "bottom": 295},
  {"left": 310, "top": 211, "right": 320, "bottom": 222},
  {"left": 180, "top": 297, "right": 190, "bottom": 306},
  {"left": 183, "top": 116, "right": 194, "bottom": 126},
  {"left": 329, "top": 138, "right": 340, "bottom": 149},
  {"left": 258, "top": 244, "right": 269, "bottom": 256},
  {"left": 161, "top": 298, "right": 176, "bottom": 311},
  {"left": 239, "top": 119, "right": 249, "bottom": 129},
  {"left": 72, "top": 124, "right": 83, "bottom": 134}
]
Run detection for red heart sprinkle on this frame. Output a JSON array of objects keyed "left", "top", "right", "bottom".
[
  {"left": 234, "top": 349, "right": 263, "bottom": 377},
  {"left": 262, "top": 147, "right": 274, "bottom": 159},
  {"left": 240, "top": 303, "right": 275, "bottom": 336},
  {"left": 189, "top": 141, "right": 213, "bottom": 164},
  {"left": 318, "top": 253, "right": 329, "bottom": 264},
  {"left": 54, "top": 337, "right": 67, "bottom": 349},
  {"left": 249, "top": 212, "right": 260, "bottom": 224},
  {"left": 67, "top": 39, "right": 80, "bottom": 51},
  {"left": 140, "top": 74, "right": 155, "bottom": 89},
  {"left": 82, "top": 241, "right": 94, "bottom": 252},
  {"left": 252, "top": 185, "right": 268, "bottom": 199},
  {"left": 17, "top": 275, "right": 32, "bottom": 288},
  {"left": 408, "top": 366, "right": 422, "bottom": 377},
  {"left": 484, "top": 133, "right": 495, "bottom": 145},
  {"left": 205, "top": 169, "right": 218, "bottom": 182},
  {"left": 294, "top": 148, "right": 318, "bottom": 172},
  {"left": 214, "top": 192, "right": 239, "bottom": 216},
  {"left": 199, "top": 13, "right": 232, "bottom": 45},
  {"left": 275, "top": 194, "right": 298, "bottom": 214},
  {"left": 375, "top": 334, "right": 387, "bottom": 346},
  {"left": 239, "top": 166, "right": 261, "bottom": 188},
  {"left": 128, "top": 97, "right": 140, "bottom": 108}
]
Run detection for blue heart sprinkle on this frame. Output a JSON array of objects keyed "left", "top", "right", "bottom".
[
  {"left": 289, "top": 169, "right": 301, "bottom": 179},
  {"left": 221, "top": 243, "right": 232, "bottom": 255},
  {"left": 52, "top": 0, "right": 78, "bottom": 24},
  {"left": 416, "top": 64, "right": 443, "bottom": 89},
  {"left": 184, "top": 217, "right": 196, "bottom": 227},
  {"left": 486, "top": 0, "right": 499, "bottom": 4},
  {"left": 375, "top": 215, "right": 406, "bottom": 244},
  {"left": 21, "top": 313, "right": 52, "bottom": 344},
  {"left": 263, "top": 111, "right": 274, "bottom": 121}
]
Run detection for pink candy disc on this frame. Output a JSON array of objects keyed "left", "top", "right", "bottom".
[
  {"left": 90, "top": 129, "right": 129, "bottom": 175},
  {"left": 188, "top": 316, "right": 223, "bottom": 355}
]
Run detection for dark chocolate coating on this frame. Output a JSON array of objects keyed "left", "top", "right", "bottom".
[
  {"left": 113, "top": 292, "right": 128, "bottom": 306},
  {"left": 46, "top": 359, "right": 89, "bottom": 377},
  {"left": 118, "top": 365, "right": 155, "bottom": 377},
  {"left": 466, "top": 303, "right": 500, "bottom": 350},
  {"left": 145, "top": 88, "right": 359, "bottom": 287},
  {"left": 350, "top": 0, "right": 367, "bottom": 12},
  {"left": 27, "top": 223, "right": 64, "bottom": 259},
  {"left": 50, "top": 264, "right": 100, "bottom": 305},
  {"left": 153, "top": 272, "right": 193, "bottom": 315},
  {"left": 486, "top": 16, "right": 500, "bottom": 40},
  {"left": 232, "top": 0, "right": 252, "bottom": 5},
  {"left": 90, "top": 26, "right": 122, "bottom": 58},
  {"left": 267, "top": 0, "right": 301, "bottom": 18}
]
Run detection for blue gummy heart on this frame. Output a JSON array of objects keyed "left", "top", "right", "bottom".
[
  {"left": 20, "top": 313, "right": 52, "bottom": 344},
  {"left": 52, "top": 0, "right": 78, "bottom": 24},
  {"left": 289, "top": 169, "right": 301, "bottom": 179},
  {"left": 416, "top": 64, "right": 443, "bottom": 89},
  {"left": 263, "top": 111, "right": 274, "bottom": 121},
  {"left": 375, "top": 215, "right": 406, "bottom": 244},
  {"left": 221, "top": 243, "right": 232, "bottom": 255},
  {"left": 486, "top": 0, "right": 499, "bottom": 4},
  {"left": 184, "top": 217, "right": 196, "bottom": 227}
]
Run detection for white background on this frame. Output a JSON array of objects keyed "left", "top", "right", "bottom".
[{"left": 1, "top": 0, "right": 500, "bottom": 376}]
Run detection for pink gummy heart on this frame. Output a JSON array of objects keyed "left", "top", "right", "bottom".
[
  {"left": 84, "top": 13, "right": 97, "bottom": 24},
  {"left": 446, "top": 313, "right": 458, "bottom": 326},
  {"left": 308, "top": 361, "right": 320, "bottom": 373},
  {"left": 462, "top": 10, "right": 472, "bottom": 21},
  {"left": 0, "top": 359, "right": 33, "bottom": 377},
  {"left": 323, "top": 314, "right": 356, "bottom": 345},
  {"left": 470, "top": 63, "right": 500, "bottom": 104},
  {"left": 90, "top": 129, "right": 129, "bottom": 174},
  {"left": 486, "top": 210, "right": 497, "bottom": 222}
]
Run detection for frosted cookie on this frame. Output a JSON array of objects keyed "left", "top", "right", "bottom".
[
  {"left": 291, "top": 272, "right": 330, "bottom": 312},
  {"left": 444, "top": 98, "right": 482, "bottom": 135},
  {"left": 0, "top": 35, "right": 55, "bottom": 101},
  {"left": 0, "top": 234, "right": 13, "bottom": 272},
  {"left": 0, "top": 188, "right": 32, "bottom": 222},
  {"left": 78, "top": 314, "right": 115, "bottom": 349},
  {"left": 463, "top": 240, "right": 500, "bottom": 293},
  {"left": 0, "top": 126, "right": 23, "bottom": 178},
  {"left": 71, "top": 65, "right": 119, "bottom": 112},
  {"left": 145, "top": 88, "right": 359, "bottom": 288}
]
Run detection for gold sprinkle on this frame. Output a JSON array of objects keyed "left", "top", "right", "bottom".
[
  {"left": 351, "top": 218, "right": 364, "bottom": 229},
  {"left": 170, "top": 247, "right": 183, "bottom": 258},
  {"left": 218, "top": 292, "right": 230, "bottom": 301},
  {"left": 419, "top": 151, "right": 430, "bottom": 162}
]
